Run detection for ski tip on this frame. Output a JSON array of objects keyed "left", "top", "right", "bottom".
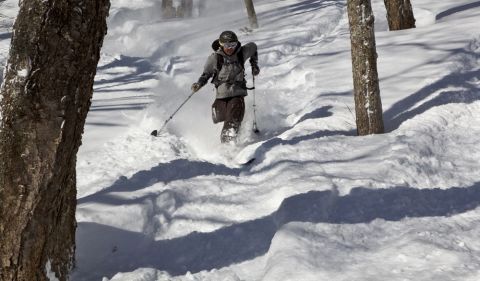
[{"left": 150, "top": 130, "right": 158, "bottom": 137}]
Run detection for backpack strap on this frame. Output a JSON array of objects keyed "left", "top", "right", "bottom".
[
  {"left": 216, "top": 53, "right": 224, "bottom": 73},
  {"left": 210, "top": 53, "right": 223, "bottom": 87},
  {"left": 211, "top": 45, "right": 253, "bottom": 90},
  {"left": 216, "top": 49, "right": 244, "bottom": 71}
]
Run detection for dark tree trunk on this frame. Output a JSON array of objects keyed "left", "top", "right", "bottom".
[
  {"left": 244, "top": 0, "right": 259, "bottom": 29},
  {"left": 161, "top": 0, "right": 170, "bottom": 9},
  {"left": 180, "top": 0, "right": 193, "bottom": 18},
  {"left": 347, "top": 0, "right": 384, "bottom": 135},
  {"left": 0, "top": 0, "right": 110, "bottom": 280},
  {"left": 384, "top": 0, "right": 416, "bottom": 30},
  {"left": 176, "top": 5, "right": 184, "bottom": 17},
  {"left": 162, "top": 0, "right": 175, "bottom": 18}
]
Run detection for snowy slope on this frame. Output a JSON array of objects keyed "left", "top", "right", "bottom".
[
  {"left": 1, "top": 0, "right": 480, "bottom": 280},
  {"left": 0, "top": 0, "right": 16, "bottom": 82}
]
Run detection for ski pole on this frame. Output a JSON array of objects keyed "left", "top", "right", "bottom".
[
  {"left": 252, "top": 75, "right": 260, "bottom": 134},
  {"left": 151, "top": 91, "right": 195, "bottom": 137}
]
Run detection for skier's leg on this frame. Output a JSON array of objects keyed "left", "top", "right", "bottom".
[
  {"left": 212, "top": 98, "right": 227, "bottom": 124},
  {"left": 221, "top": 96, "right": 245, "bottom": 143}
]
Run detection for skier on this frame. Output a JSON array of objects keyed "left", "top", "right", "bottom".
[{"left": 191, "top": 30, "right": 260, "bottom": 144}]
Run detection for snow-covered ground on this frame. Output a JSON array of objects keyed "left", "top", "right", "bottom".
[{"left": 1, "top": 0, "right": 480, "bottom": 280}]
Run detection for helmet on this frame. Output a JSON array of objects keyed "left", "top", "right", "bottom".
[{"left": 219, "top": 31, "right": 238, "bottom": 44}]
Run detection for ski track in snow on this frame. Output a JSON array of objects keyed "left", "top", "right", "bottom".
[{"left": 2, "top": 0, "right": 480, "bottom": 280}]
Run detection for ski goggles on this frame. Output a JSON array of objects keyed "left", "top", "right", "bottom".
[{"left": 221, "top": 41, "right": 238, "bottom": 49}]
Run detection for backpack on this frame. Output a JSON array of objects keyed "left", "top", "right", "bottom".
[{"left": 211, "top": 39, "right": 252, "bottom": 90}]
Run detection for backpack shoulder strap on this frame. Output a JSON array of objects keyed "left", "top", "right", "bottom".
[
  {"left": 216, "top": 53, "right": 224, "bottom": 72},
  {"left": 211, "top": 47, "right": 246, "bottom": 88},
  {"left": 211, "top": 54, "right": 223, "bottom": 87}
]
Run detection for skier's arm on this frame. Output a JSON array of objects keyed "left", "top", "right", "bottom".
[
  {"left": 197, "top": 72, "right": 211, "bottom": 87},
  {"left": 250, "top": 51, "right": 260, "bottom": 76},
  {"left": 243, "top": 43, "right": 260, "bottom": 76},
  {"left": 192, "top": 54, "right": 216, "bottom": 92}
]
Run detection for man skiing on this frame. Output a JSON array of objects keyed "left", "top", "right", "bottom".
[{"left": 191, "top": 30, "right": 260, "bottom": 144}]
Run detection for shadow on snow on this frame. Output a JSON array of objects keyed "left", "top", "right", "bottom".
[
  {"left": 94, "top": 55, "right": 157, "bottom": 93},
  {"left": 436, "top": 1, "right": 480, "bottom": 21},
  {"left": 384, "top": 40, "right": 480, "bottom": 131},
  {"left": 0, "top": 31, "right": 11, "bottom": 40},
  {"left": 258, "top": 0, "right": 344, "bottom": 26},
  {"left": 72, "top": 182, "right": 480, "bottom": 280},
  {"left": 78, "top": 102, "right": 342, "bottom": 206},
  {"left": 77, "top": 159, "right": 243, "bottom": 206},
  {"left": 384, "top": 68, "right": 480, "bottom": 131}
]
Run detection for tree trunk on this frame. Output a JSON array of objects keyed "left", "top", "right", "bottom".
[
  {"left": 181, "top": 0, "right": 193, "bottom": 18},
  {"left": 244, "top": 0, "right": 259, "bottom": 29},
  {"left": 176, "top": 5, "right": 184, "bottom": 18},
  {"left": 0, "top": 0, "right": 110, "bottom": 280},
  {"left": 347, "top": 0, "right": 384, "bottom": 135},
  {"left": 161, "top": 0, "right": 170, "bottom": 9},
  {"left": 198, "top": 0, "right": 206, "bottom": 16},
  {"left": 162, "top": 0, "right": 175, "bottom": 18},
  {"left": 384, "top": 0, "right": 416, "bottom": 30}
]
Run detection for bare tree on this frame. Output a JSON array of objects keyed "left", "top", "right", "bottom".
[
  {"left": 0, "top": 0, "right": 110, "bottom": 280},
  {"left": 244, "top": 0, "right": 259, "bottom": 29},
  {"left": 176, "top": 0, "right": 193, "bottom": 18},
  {"left": 384, "top": 0, "right": 416, "bottom": 30},
  {"left": 162, "top": 0, "right": 175, "bottom": 18},
  {"left": 198, "top": 0, "right": 206, "bottom": 16},
  {"left": 182, "top": 0, "right": 193, "bottom": 17},
  {"left": 347, "top": 0, "right": 384, "bottom": 135}
]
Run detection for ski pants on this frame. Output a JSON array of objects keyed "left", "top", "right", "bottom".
[{"left": 212, "top": 96, "right": 245, "bottom": 143}]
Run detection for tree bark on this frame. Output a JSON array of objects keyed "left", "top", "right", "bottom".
[
  {"left": 347, "top": 0, "right": 384, "bottom": 135},
  {"left": 0, "top": 0, "right": 110, "bottom": 280},
  {"left": 181, "top": 0, "right": 193, "bottom": 18},
  {"left": 384, "top": 0, "right": 416, "bottom": 30},
  {"left": 162, "top": 0, "right": 175, "bottom": 18},
  {"left": 244, "top": 0, "right": 259, "bottom": 29}
]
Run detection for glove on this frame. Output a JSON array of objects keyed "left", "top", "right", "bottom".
[
  {"left": 191, "top": 82, "right": 202, "bottom": 93},
  {"left": 252, "top": 64, "right": 260, "bottom": 76}
]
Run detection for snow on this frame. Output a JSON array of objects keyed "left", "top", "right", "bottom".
[
  {"left": 45, "top": 260, "right": 60, "bottom": 281},
  {"left": 1, "top": 0, "right": 480, "bottom": 280},
  {"left": 17, "top": 68, "right": 28, "bottom": 77}
]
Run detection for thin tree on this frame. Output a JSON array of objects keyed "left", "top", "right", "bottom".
[
  {"left": 0, "top": 0, "right": 110, "bottom": 280},
  {"left": 347, "top": 0, "right": 384, "bottom": 135},
  {"left": 162, "top": 0, "right": 175, "bottom": 18},
  {"left": 198, "top": 0, "right": 206, "bottom": 16},
  {"left": 384, "top": 0, "right": 416, "bottom": 30},
  {"left": 176, "top": 0, "right": 193, "bottom": 18},
  {"left": 182, "top": 0, "right": 193, "bottom": 18},
  {"left": 244, "top": 0, "right": 259, "bottom": 29}
]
